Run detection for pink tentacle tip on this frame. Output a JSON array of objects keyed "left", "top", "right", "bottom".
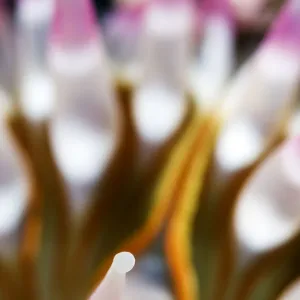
[
  {"left": 265, "top": 0, "right": 300, "bottom": 52},
  {"left": 114, "top": 1, "right": 147, "bottom": 25},
  {"left": 201, "top": 0, "right": 235, "bottom": 23},
  {"left": 51, "top": 0, "right": 99, "bottom": 48},
  {"left": 119, "top": 0, "right": 149, "bottom": 11}
]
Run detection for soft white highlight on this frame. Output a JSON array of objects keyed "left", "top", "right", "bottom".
[
  {"left": 48, "top": 44, "right": 103, "bottom": 77},
  {"left": 279, "top": 278, "right": 300, "bottom": 300},
  {"left": 216, "top": 45, "right": 300, "bottom": 175},
  {"left": 89, "top": 252, "right": 135, "bottom": 300},
  {"left": 235, "top": 140, "right": 300, "bottom": 254},
  {"left": 0, "top": 181, "right": 28, "bottom": 236},
  {"left": 190, "top": 16, "right": 234, "bottom": 111},
  {"left": 141, "top": 0, "right": 192, "bottom": 90},
  {"left": 49, "top": 40, "right": 118, "bottom": 216},
  {"left": 51, "top": 119, "right": 115, "bottom": 184},
  {"left": 17, "top": 0, "right": 55, "bottom": 122},
  {"left": 18, "top": 0, "right": 54, "bottom": 25},
  {"left": 255, "top": 47, "right": 300, "bottom": 86},
  {"left": 235, "top": 192, "right": 300, "bottom": 253},
  {"left": 20, "top": 71, "right": 55, "bottom": 121},
  {"left": 215, "top": 120, "right": 263, "bottom": 172},
  {"left": 222, "top": 45, "right": 300, "bottom": 118},
  {"left": 133, "top": 86, "right": 186, "bottom": 144},
  {"left": 133, "top": 1, "right": 191, "bottom": 145},
  {"left": 145, "top": 2, "right": 192, "bottom": 37},
  {"left": 0, "top": 103, "right": 29, "bottom": 245},
  {"left": 112, "top": 252, "right": 136, "bottom": 274}
]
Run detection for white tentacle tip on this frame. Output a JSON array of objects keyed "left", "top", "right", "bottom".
[{"left": 111, "top": 252, "right": 135, "bottom": 274}]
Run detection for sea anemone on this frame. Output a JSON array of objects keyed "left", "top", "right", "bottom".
[{"left": 1, "top": 0, "right": 300, "bottom": 299}]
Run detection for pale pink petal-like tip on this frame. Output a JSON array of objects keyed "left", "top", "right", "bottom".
[
  {"left": 201, "top": 0, "right": 235, "bottom": 21},
  {"left": 51, "top": 0, "right": 99, "bottom": 47},
  {"left": 105, "top": 1, "right": 146, "bottom": 31},
  {"left": 229, "top": 0, "right": 272, "bottom": 29},
  {"left": 264, "top": 0, "right": 300, "bottom": 52}
]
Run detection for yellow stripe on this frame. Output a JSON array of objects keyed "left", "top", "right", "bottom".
[{"left": 166, "top": 114, "right": 221, "bottom": 300}]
